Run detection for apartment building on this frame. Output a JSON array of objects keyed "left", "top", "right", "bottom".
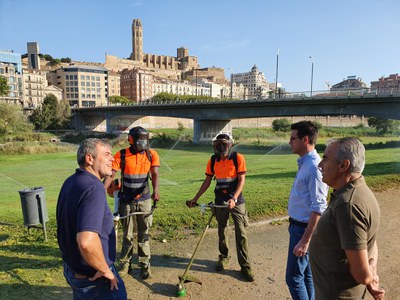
[
  {"left": 370, "top": 74, "right": 400, "bottom": 94},
  {"left": 47, "top": 65, "right": 108, "bottom": 107},
  {"left": 152, "top": 78, "right": 211, "bottom": 98},
  {"left": 0, "top": 50, "right": 23, "bottom": 105},
  {"left": 232, "top": 65, "right": 270, "bottom": 99},
  {"left": 108, "top": 71, "right": 121, "bottom": 97},
  {"left": 330, "top": 76, "right": 369, "bottom": 94},
  {"left": 120, "top": 68, "right": 153, "bottom": 102},
  {"left": 22, "top": 68, "right": 47, "bottom": 108}
]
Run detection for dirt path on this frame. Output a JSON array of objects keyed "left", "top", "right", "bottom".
[{"left": 123, "top": 189, "right": 400, "bottom": 300}]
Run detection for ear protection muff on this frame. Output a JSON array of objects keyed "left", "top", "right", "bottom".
[{"left": 128, "top": 134, "right": 134, "bottom": 145}]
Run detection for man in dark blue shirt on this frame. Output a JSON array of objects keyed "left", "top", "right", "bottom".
[{"left": 57, "top": 138, "right": 127, "bottom": 299}]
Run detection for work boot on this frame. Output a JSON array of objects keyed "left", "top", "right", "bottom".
[
  {"left": 215, "top": 255, "right": 230, "bottom": 271},
  {"left": 117, "top": 261, "right": 131, "bottom": 277},
  {"left": 140, "top": 262, "right": 151, "bottom": 279},
  {"left": 241, "top": 267, "right": 255, "bottom": 282}
]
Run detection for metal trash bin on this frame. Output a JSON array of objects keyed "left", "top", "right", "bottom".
[{"left": 18, "top": 187, "right": 49, "bottom": 241}]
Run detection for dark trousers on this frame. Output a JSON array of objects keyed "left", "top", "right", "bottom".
[{"left": 214, "top": 203, "right": 251, "bottom": 269}]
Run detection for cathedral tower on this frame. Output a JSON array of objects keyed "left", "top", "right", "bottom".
[{"left": 130, "top": 19, "right": 143, "bottom": 61}]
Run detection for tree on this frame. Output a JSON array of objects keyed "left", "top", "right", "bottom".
[
  {"left": 0, "top": 75, "right": 10, "bottom": 96},
  {"left": 0, "top": 102, "right": 33, "bottom": 141},
  {"left": 30, "top": 94, "right": 71, "bottom": 130},
  {"left": 368, "top": 116, "right": 400, "bottom": 135},
  {"left": 109, "top": 95, "right": 132, "bottom": 104},
  {"left": 152, "top": 92, "right": 176, "bottom": 102},
  {"left": 60, "top": 57, "right": 71, "bottom": 63},
  {"left": 272, "top": 118, "right": 291, "bottom": 132},
  {"left": 177, "top": 121, "right": 185, "bottom": 132},
  {"left": 151, "top": 92, "right": 216, "bottom": 102},
  {"left": 42, "top": 54, "right": 53, "bottom": 61}
]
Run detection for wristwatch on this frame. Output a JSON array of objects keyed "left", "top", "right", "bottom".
[{"left": 232, "top": 198, "right": 238, "bottom": 203}]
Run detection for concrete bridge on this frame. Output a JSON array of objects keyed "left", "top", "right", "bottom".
[{"left": 72, "top": 93, "right": 400, "bottom": 143}]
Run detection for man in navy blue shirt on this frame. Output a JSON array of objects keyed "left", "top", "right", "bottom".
[
  {"left": 57, "top": 138, "right": 127, "bottom": 299},
  {"left": 286, "top": 121, "right": 328, "bottom": 300}
]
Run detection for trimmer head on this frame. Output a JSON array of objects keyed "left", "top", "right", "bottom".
[
  {"left": 175, "top": 274, "right": 202, "bottom": 297},
  {"left": 176, "top": 283, "right": 187, "bottom": 297}
]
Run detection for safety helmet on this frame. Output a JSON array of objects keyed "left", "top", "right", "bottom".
[
  {"left": 213, "top": 133, "right": 233, "bottom": 156},
  {"left": 128, "top": 126, "right": 149, "bottom": 153}
]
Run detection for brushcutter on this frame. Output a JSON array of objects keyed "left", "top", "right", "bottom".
[{"left": 176, "top": 201, "right": 229, "bottom": 298}]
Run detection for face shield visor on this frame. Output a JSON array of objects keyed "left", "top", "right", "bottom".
[
  {"left": 134, "top": 133, "right": 149, "bottom": 152},
  {"left": 213, "top": 138, "right": 232, "bottom": 156}
]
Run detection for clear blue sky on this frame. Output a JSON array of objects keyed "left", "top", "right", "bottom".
[{"left": 1, "top": 0, "right": 399, "bottom": 92}]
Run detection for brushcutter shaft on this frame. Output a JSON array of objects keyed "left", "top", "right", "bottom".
[
  {"left": 114, "top": 200, "right": 157, "bottom": 220},
  {"left": 179, "top": 212, "right": 214, "bottom": 285}
]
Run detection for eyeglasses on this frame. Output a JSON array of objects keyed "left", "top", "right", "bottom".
[{"left": 289, "top": 136, "right": 300, "bottom": 141}]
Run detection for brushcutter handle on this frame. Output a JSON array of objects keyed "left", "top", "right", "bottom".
[
  {"left": 113, "top": 212, "right": 120, "bottom": 222},
  {"left": 186, "top": 200, "right": 199, "bottom": 208},
  {"left": 212, "top": 201, "right": 230, "bottom": 208}
]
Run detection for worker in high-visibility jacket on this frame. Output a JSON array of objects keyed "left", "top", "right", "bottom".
[
  {"left": 104, "top": 126, "right": 160, "bottom": 279},
  {"left": 187, "top": 133, "right": 254, "bottom": 282}
]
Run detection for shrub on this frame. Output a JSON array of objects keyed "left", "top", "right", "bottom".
[{"left": 272, "top": 118, "right": 291, "bottom": 132}]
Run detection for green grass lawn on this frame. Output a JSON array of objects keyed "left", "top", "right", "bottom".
[{"left": 0, "top": 138, "right": 399, "bottom": 299}]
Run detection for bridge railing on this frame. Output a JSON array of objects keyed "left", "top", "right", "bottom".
[{"left": 78, "top": 88, "right": 400, "bottom": 109}]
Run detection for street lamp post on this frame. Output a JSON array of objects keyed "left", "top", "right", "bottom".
[
  {"left": 309, "top": 56, "right": 314, "bottom": 97},
  {"left": 275, "top": 49, "right": 281, "bottom": 98},
  {"left": 230, "top": 73, "right": 233, "bottom": 99},
  {"left": 228, "top": 67, "right": 233, "bottom": 99},
  {"left": 195, "top": 68, "right": 198, "bottom": 96}
]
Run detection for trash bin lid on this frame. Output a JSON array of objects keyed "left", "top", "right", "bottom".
[{"left": 18, "top": 186, "right": 45, "bottom": 194}]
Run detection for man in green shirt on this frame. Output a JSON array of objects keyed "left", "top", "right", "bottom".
[{"left": 309, "top": 138, "right": 385, "bottom": 300}]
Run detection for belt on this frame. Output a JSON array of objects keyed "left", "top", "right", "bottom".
[
  {"left": 70, "top": 264, "right": 115, "bottom": 279},
  {"left": 74, "top": 273, "right": 88, "bottom": 279},
  {"left": 289, "top": 217, "right": 308, "bottom": 228}
]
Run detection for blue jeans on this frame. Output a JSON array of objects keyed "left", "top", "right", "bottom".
[
  {"left": 63, "top": 263, "right": 127, "bottom": 300},
  {"left": 286, "top": 224, "right": 314, "bottom": 300}
]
